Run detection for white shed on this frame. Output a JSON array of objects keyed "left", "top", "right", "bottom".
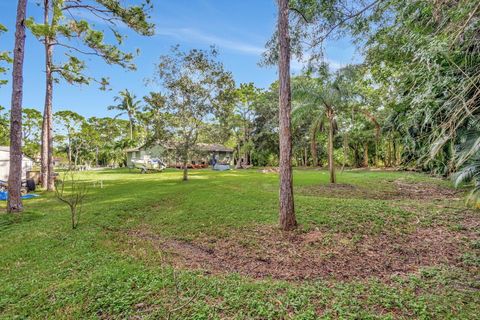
[{"left": 0, "top": 146, "right": 34, "bottom": 181}]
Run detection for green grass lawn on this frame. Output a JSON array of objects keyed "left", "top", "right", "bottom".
[{"left": 0, "top": 168, "right": 479, "bottom": 319}]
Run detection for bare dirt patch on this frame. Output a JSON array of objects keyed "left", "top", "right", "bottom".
[
  {"left": 298, "top": 179, "right": 461, "bottom": 200},
  {"left": 125, "top": 225, "right": 467, "bottom": 281},
  {"left": 392, "top": 180, "right": 459, "bottom": 200}
]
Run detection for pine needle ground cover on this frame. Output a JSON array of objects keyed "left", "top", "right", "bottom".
[{"left": 0, "top": 169, "right": 478, "bottom": 319}]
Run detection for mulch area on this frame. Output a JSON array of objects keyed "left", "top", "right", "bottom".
[
  {"left": 126, "top": 224, "right": 468, "bottom": 281},
  {"left": 119, "top": 179, "right": 476, "bottom": 281},
  {"left": 297, "top": 179, "right": 461, "bottom": 200}
]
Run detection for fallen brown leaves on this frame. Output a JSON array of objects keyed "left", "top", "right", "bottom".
[
  {"left": 297, "top": 179, "right": 461, "bottom": 200},
  {"left": 126, "top": 224, "right": 466, "bottom": 281}
]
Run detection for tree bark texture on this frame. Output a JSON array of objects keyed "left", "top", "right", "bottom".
[
  {"left": 327, "top": 108, "right": 336, "bottom": 184},
  {"left": 310, "top": 124, "right": 318, "bottom": 167},
  {"left": 183, "top": 161, "right": 188, "bottom": 181},
  {"left": 278, "top": 0, "right": 296, "bottom": 230},
  {"left": 7, "top": 0, "right": 28, "bottom": 213},
  {"left": 41, "top": 0, "right": 53, "bottom": 190}
]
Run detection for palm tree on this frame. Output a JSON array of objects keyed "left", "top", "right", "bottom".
[
  {"left": 108, "top": 89, "right": 141, "bottom": 140},
  {"left": 453, "top": 156, "right": 480, "bottom": 208},
  {"left": 292, "top": 75, "right": 341, "bottom": 183},
  {"left": 452, "top": 127, "right": 480, "bottom": 208},
  {"left": 292, "top": 97, "right": 326, "bottom": 167}
]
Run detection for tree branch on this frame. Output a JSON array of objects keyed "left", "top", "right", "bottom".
[{"left": 289, "top": 7, "right": 311, "bottom": 23}]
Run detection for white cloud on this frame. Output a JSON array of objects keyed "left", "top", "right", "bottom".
[
  {"left": 155, "top": 27, "right": 265, "bottom": 56},
  {"left": 291, "top": 53, "right": 344, "bottom": 73}
]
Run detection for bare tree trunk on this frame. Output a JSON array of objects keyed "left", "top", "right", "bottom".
[
  {"left": 67, "top": 137, "right": 72, "bottom": 166},
  {"left": 243, "top": 121, "right": 248, "bottom": 165},
  {"left": 396, "top": 141, "right": 402, "bottom": 166},
  {"left": 183, "top": 161, "right": 188, "bottom": 181},
  {"left": 7, "top": 0, "right": 28, "bottom": 213},
  {"left": 278, "top": 0, "right": 296, "bottom": 231},
  {"left": 341, "top": 133, "right": 348, "bottom": 172},
  {"left": 327, "top": 111, "right": 336, "bottom": 184},
  {"left": 74, "top": 146, "right": 79, "bottom": 168},
  {"left": 71, "top": 206, "right": 76, "bottom": 229},
  {"left": 41, "top": 0, "right": 54, "bottom": 190},
  {"left": 310, "top": 124, "right": 318, "bottom": 167},
  {"left": 46, "top": 47, "right": 54, "bottom": 190},
  {"left": 362, "top": 110, "right": 381, "bottom": 167},
  {"left": 386, "top": 139, "right": 392, "bottom": 167},
  {"left": 41, "top": 110, "right": 48, "bottom": 188},
  {"left": 95, "top": 146, "right": 99, "bottom": 166},
  {"left": 363, "top": 143, "right": 369, "bottom": 167},
  {"left": 393, "top": 139, "right": 397, "bottom": 166}
]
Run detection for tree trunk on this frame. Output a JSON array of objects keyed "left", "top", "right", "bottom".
[
  {"left": 278, "top": 0, "right": 296, "bottom": 231},
  {"left": 46, "top": 49, "right": 55, "bottom": 191},
  {"left": 71, "top": 206, "right": 77, "bottom": 229},
  {"left": 310, "top": 124, "right": 318, "bottom": 167},
  {"left": 341, "top": 134, "right": 348, "bottom": 172},
  {"left": 243, "top": 121, "right": 248, "bottom": 165},
  {"left": 95, "top": 146, "right": 99, "bottom": 166},
  {"left": 393, "top": 139, "right": 397, "bottom": 166},
  {"left": 385, "top": 139, "right": 391, "bottom": 167},
  {"left": 41, "top": 109, "right": 48, "bottom": 188},
  {"left": 327, "top": 110, "right": 336, "bottom": 184},
  {"left": 7, "top": 0, "right": 28, "bottom": 213},
  {"left": 363, "top": 110, "right": 381, "bottom": 167},
  {"left": 183, "top": 161, "right": 188, "bottom": 181},
  {"left": 363, "top": 143, "right": 369, "bottom": 167},
  {"left": 396, "top": 142, "right": 402, "bottom": 166},
  {"left": 74, "top": 147, "right": 79, "bottom": 168},
  {"left": 41, "top": 0, "right": 48, "bottom": 188},
  {"left": 41, "top": 0, "right": 54, "bottom": 190},
  {"left": 67, "top": 137, "right": 72, "bottom": 166}
]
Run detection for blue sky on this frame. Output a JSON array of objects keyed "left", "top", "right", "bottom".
[{"left": 0, "top": 0, "right": 360, "bottom": 119}]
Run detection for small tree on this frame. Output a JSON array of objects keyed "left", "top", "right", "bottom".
[
  {"left": 151, "top": 46, "right": 235, "bottom": 181},
  {"left": 54, "top": 171, "right": 88, "bottom": 229},
  {"left": 22, "top": 108, "right": 43, "bottom": 157},
  {"left": 234, "top": 83, "right": 261, "bottom": 165},
  {"left": 54, "top": 110, "right": 85, "bottom": 166}
]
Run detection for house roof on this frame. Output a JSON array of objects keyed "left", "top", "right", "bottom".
[
  {"left": 0, "top": 146, "right": 35, "bottom": 162},
  {"left": 126, "top": 143, "right": 233, "bottom": 153},
  {"left": 195, "top": 143, "right": 234, "bottom": 152}
]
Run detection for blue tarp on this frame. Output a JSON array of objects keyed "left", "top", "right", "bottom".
[{"left": 0, "top": 191, "right": 39, "bottom": 201}]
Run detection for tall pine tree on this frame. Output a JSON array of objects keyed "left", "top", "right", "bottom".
[{"left": 27, "top": 0, "right": 154, "bottom": 190}]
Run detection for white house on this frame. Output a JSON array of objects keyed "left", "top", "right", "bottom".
[
  {"left": 126, "top": 143, "right": 234, "bottom": 168},
  {"left": 0, "top": 146, "right": 34, "bottom": 181}
]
